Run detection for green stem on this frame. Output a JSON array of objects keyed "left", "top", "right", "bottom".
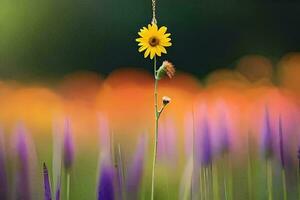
[
  {"left": 200, "top": 168, "right": 204, "bottom": 200},
  {"left": 266, "top": 159, "right": 272, "bottom": 200},
  {"left": 247, "top": 132, "right": 252, "bottom": 200},
  {"left": 223, "top": 154, "right": 228, "bottom": 200},
  {"left": 224, "top": 171, "right": 228, "bottom": 200},
  {"left": 151, "top": 56, "right": 158, "bottom": 200},
  {"left": 66, "top": 172, "right": 70, "bottom": 200},
  {"left": 204, "top": 166, "right": 211, "bottom": 200},
  {"left": 206, "top": 167, "right": 211, "bottom": 200},
  {"left": 247, "top": 153, "right": 252, "bottom": 200},
  {"left": 281, "top": 169, "right": 287, "bottom": 200},
  {"left": 298, "top": 163, "right": 300, "bottom": 200},
  {"left": 212, "top": 163, "right": 220, "bottom": 200},
  {"left": 164, "top": 168, "right": 170, "bottom": 200},
  {"left": 228, "top": 156, "right": 233, "bottom": 200},
  {"left": 118, "top": 144, "right": 127, "bottom": 200}
]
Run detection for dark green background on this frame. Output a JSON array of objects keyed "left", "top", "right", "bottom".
[{"left": 1, "top": 0, "right": 300, "bottom": 81}]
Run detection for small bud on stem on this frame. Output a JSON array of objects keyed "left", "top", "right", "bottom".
[
  {"left": 158, "top": 96, "right": 171, "bottom": 118},
  {"left": 162, "top": 96, "right": 171, "bottom": 106}
]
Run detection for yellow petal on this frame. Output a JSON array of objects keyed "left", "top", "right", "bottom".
[
  {"left": 158, "top": 26, "right": 167, "bottom": 34},
  {"left": 140, "top": 27, "right": 147, "bottom": 32},
  {"left": 155, "top": 48, "right": 162, "bottom": 57},
  {"left": 138, "top": 26, "right": 150, "bottom": 37},
  {"left": 164, "top": 33, "right": 171, "bottom": 37},
  {"left": 161, "top": 42, "right": 172, "bottom": 47},
  {"left": 162, "top": 38, "right": 171, "bottom": 42},
  {"left": 139, "top": 45, "right": 147, "bottom": 52},
  {"left": 144, "top": 48, "right": 151, "bottom": 58},
  {"left": 152, "top": 23, "right": 158, "bottom": 31},
  {"left": 138, "top": 29, "right": 148, "bottom": 37},
  {"left": 150, "top": 49, "right": 156, "bottom": 59},
  {"left": 157, "top": 45, "right": 167, "bottom": 54}
]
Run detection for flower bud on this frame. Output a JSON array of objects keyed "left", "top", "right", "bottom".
[{"left": 162, "top": 96, "right": 171, "bottom": 106}]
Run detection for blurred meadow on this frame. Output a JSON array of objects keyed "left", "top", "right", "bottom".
[
  {"left": 1, "top": 53, "right": 300, "bottom": 199},
  {"left": 2, "top": 0, "right": 300, "bottom": 200}
]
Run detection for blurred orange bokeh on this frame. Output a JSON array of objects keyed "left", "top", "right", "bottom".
[{"left": 0, "top": 54, "right": 299, "bottom": 154}]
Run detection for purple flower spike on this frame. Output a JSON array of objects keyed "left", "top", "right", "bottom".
[
  {"left": 0, "top": 129, "right": 8, "bottom": 200},
  {"left": 63, "top": 119, "right": 74, "bottom": 170},
  {"left": 219, "top": 113, "right": 230, "bottom": 155},
  {"left": 297, "top": 146, "right": 300, "bottom": 170},
  {"left": 194, "top": 112, "right": 212, "bottom": 167},
  {"left": 43, "top": 163, "right": 52, "bottom": 200},
  {"left": 164, "top": 118, "right": 178, "bottom": 164},
  {"left": 184, "top": 112, "right": 194, "bottom": 157},
  {"left": 261, "top": 107, "right": 274, "bottom": 159},
  {"left": 98, "top": 114, "right": 111, "bottom": 156},
  {"left": 157, "top": 122, "right": 166, "bottom": 161},
  {"left": 157, "top": 118, "right": 177, "bottom": 164},
  {"left": 97, "top": 159, "right": 115, "bottom": 200},
  {"left": 201, "top": 118, "right": 212, "bottom": 167},
  {"left": 55, "top": 178, "right": 61, "bottom": 200},
  {"left": 15, "top": 125, "right": 31, "bottom": 200},
  {"left": 126, "top": 135, "right": 147, "bottom": 199},
  {"left": 278, "top": 116, "right": 285, "bottom": 169}
]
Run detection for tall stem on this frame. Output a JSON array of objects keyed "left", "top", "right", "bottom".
[
  {"left": 118, "top": 144, "right": 126, "bottom": 200},
  {"left": 247, "top": 132, "right": 252, "bottom": 200},
  {"left": 281, "top": 169, "right": 287, "bottom": 200},
  {"left": 212, "top": 163, "right": 220, "bottom": 200},
  {"left": 298, "top": 161, "right": 300, "bottom": 200},
  {"left": 266, "top": 159, "right": 272, "bottom": 200},
  {"left": 223, "top": 154, "right": 228, "bottom": 200},
  {"left": 66, "top": 172, "right": 70, "bottom": 200},
  {"left": 151, "top": 56, "right": 158, "bottom": 200}
]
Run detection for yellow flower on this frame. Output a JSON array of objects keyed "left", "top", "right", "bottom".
[{"left": 136, "top": 23, "right": 172, "bottom": 59}]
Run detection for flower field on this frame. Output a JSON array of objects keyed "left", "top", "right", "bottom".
[{"left": 0, "top": 54, "right": 300, "bottom": 199}]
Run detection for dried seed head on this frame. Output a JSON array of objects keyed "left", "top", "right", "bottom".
[
  {"left": 162, "top": 61, "right": 175, "bottom": 79},
  {"left": 156, "top": 61, "right": 175, "bottom": 80}
]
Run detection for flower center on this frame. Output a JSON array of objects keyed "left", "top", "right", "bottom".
[{"left": 149, "top": 36, "right": 159, "bottom": 47}]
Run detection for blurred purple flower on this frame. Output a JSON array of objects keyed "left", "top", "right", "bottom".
[
  {"left": 52, "top": 120, "right": 63, "bottom": 200},
  {"left": 55, "top": 178, "right": 61, "bottom": 200},
  {"left": 194, "top": 112, "right": 212, "bottom": 167},
  {"left": 126, "top": 135, "right": 147, "bottom": 199},
  {"left": 278, "top": 116, "right": 285, "bottom": 169},
  {"left": 184, "top": 112, "right": 194, "bottom": 157},
  {"left": 43, "top": 163, "right": 52, "bottom": 200},
  {"left": 157, "top": 122, "right": 166, "bottom": 161},
  {"left": 63, "top": 119, "right": 74, "bottom": 170},
  {"left": 218, "top": 112, "right": 230, "bottom": 155},
  {"left": 261, "top": 107, "right": 274, "bottom": 159},
  {"left": 97, "top": 158, "right": 115, "bottom": 200},
  {"left": 15, "top": 125, "right": 31, "bottom": 200},
  {"left": 115, "top": 146, "right": 124, "bottom": 200},
  {"left": 52, "top": 121, "right": 62, "bottom": 200},
  {"left": 98, "top": 114, "right": 111, "bottom": 156},
  {"left": 200, "top": 118, "right": 212, "bottom": 166},
  {"left": 0, "top": 128, "right": 8, "bottom": 200},
  {"left": 297, "top": 146, "right": 300, "bottom": 170},
  {"left": 157, "top": 117, "right": 177, "bottom": 164}
]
